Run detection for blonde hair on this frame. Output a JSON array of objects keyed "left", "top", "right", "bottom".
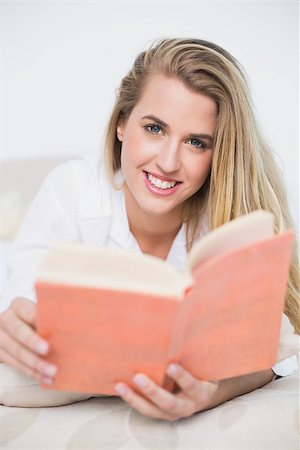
[{"left": 104, "top": 37, "right": 299, "bottom": 333}]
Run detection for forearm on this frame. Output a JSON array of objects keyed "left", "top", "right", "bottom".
[{"left": 203, "top": 368, "right": 275, "bottom": 411}]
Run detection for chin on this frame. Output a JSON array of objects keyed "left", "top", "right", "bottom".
[{"left": 138, "top": 198, "right": 181, "bottom": 217}]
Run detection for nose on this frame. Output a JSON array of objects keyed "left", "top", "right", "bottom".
[{"left": 155, "top": 139, "right": 181, "bottom": 175}]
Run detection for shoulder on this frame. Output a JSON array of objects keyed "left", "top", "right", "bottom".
[
  {"left": 42, "top": 151, "right": 113, "bottom": 218},
  {"left": 42, "top": 151, "right": 103, "bottom": 191}
]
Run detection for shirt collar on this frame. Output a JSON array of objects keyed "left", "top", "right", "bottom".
[
  {"left": 109, "top": 176, "right": 133, "bottom": 250},
  {"left": 166, "top": 223, "right": 187, "bottom": 270}
]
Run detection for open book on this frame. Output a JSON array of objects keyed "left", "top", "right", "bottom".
[{"left": 36, "top": 210, "right": 294, "bottom": 395}]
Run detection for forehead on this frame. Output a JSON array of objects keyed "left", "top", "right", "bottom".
[{"left": 132, "top": 74, "right": 217, "bottom": 125}]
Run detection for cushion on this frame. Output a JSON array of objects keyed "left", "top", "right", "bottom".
[{"left": 0, "top": 364, "right": 109, "bottom": 408}]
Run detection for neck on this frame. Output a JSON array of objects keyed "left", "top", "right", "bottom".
[{"left": 124, "top": 185, "right": 183, "bottom": 244}]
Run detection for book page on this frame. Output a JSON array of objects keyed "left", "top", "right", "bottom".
[
  {"left": 36, "top": 244, "right": 192, "bottom": 299},
  {"left": 187, "top": 210, "right": 274, "bottom": 272}
]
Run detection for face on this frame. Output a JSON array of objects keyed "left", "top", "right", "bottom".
[{"left": 117, "top": 74, "right": 217, "bottom": 222}]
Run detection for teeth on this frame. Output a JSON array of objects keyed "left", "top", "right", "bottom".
[{"left": 147, "top": 173, "right": 177, "bottom": 189}]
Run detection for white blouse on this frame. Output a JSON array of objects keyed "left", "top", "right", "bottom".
[{"left": 1, "top": 151, "right": 298, "bottom": 377}]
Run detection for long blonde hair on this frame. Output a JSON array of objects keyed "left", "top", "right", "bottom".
[{"left": 104, "top": 37, "right": 299, "bottom": 333}]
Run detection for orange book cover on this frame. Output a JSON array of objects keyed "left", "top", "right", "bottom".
[{"left": 35, "top": 211, "right": 294, "bottom": 395}]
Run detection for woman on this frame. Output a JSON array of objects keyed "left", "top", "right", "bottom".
[{"left": 0, "top": 37, "right": 299, "bottom": 421}]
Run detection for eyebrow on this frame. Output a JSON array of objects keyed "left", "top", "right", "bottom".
[{"left": 141, "top": 114, "right": 214, "bottom": 143}]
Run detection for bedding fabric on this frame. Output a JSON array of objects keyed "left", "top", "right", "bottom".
[{"left": 0, "top": 363, "right": 299, "bottom": 450}]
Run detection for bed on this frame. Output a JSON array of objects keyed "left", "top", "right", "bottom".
[{"left": 0, "top": 363, "right": 299, "bottom": 449}]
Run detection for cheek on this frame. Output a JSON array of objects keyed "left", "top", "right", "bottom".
[
  {"left": 120, "top": 137, "right": 138, "bottom": 172},
  {"left": 121, "top": 133, "right": 156, "bottom": 170},
  {"left": 187, "top": 154, "right": 213, "bottom": 184},
  {"left": 121, "top": 134, "right": 142, "bottom": 162}
]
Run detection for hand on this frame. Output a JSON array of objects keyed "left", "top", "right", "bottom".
[
  {"left": 0, "top": 298, "right": 57, "bottom": 383},
  {"left": 114, "top": 364, "right": 219, "bottom": 421}
]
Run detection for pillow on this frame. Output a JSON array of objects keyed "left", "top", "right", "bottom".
[{"left": 0, "top": 364, "right": 109, "bottom": 407}]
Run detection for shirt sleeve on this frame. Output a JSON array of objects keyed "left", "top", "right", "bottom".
[
  {"left": 0, "top": 162, "right": 80, "bottom": 312},
  {"left": 272, "top": 355, "right": 299, "bottom": 378},
  {"left": 271, "top": 313, "right": 299, "bottom": 378}
]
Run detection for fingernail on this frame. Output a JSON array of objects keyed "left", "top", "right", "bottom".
[
  {"left": 43, "top": 365, "right": 57, "bottom": 377},
  {"left": 167, "top": 364, "right": 179, "bottom": 376},
  {"left": 36, "top": 341, "right": 49, "bottom": 354},
  {"left": 41, "top": 377, "right": 53, "bottom": 385},
  {"left": 133, "top": 374, "right": 148, "bottom": 388},
  {"left": 115, "top": 384, "right": 128, "bottom": 396}
]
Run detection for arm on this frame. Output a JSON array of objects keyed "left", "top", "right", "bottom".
[
  {"left": 0, "top": 163, "right": 79, "bottom": 313},
  {"left": 202, "top": 368, "right": 275, "bottom": 411},
  {"left": 0, "top": 163, "right": 79, "bottom": 376}
]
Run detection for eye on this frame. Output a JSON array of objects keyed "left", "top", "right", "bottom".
[
  {"left": 144, "top": 124, "right": 163, "bottom": 135},
  {"left": 186, "top": 138, "right": 208, "bottom": 150}
]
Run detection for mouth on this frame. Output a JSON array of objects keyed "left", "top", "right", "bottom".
[{"left": 143, "top": 171, "right": 182, "bottom": 196}]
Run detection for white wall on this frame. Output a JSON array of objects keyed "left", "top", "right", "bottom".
[{"left": 0, "top": 0, "right": 298, "bottom": 226}]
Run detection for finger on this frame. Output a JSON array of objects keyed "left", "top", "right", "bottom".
[
  {"left": 0, "top": 328, "right": 57, "bottom": 380},
  {"left": 0, "top": 346, "right": 46, "bottom": 381},
  {"left": 11, "top": 297, "right": 37, "bottom": 327},
  {"left": 131, "top": 373, "right": 192, "bottom": 418},
  {"left": 115, "top": 383, "right": 178, "bottom": 421},
  {"left": 166, "top": 364, "right": 199, "bottom": 398},
  {"left": 0, "top": 347, "right": 54, "bottom": 384},
  {"left": 167, "top": 364, "right": 219, "bottom": 404},
  {"left": 1, "top": 308, "right": 49, "bottom": 356}
]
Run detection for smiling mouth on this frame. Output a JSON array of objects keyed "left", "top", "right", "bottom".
[{"left": 144, "top": 171, "right": 182, "bottom": 190}]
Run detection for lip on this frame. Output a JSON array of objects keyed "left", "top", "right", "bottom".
[
  {"left": 144, "top": 170, "right": 181, "bottom": 183},
  {"left": 142, "top": 171, "right": 182, "bottom": 197}
]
